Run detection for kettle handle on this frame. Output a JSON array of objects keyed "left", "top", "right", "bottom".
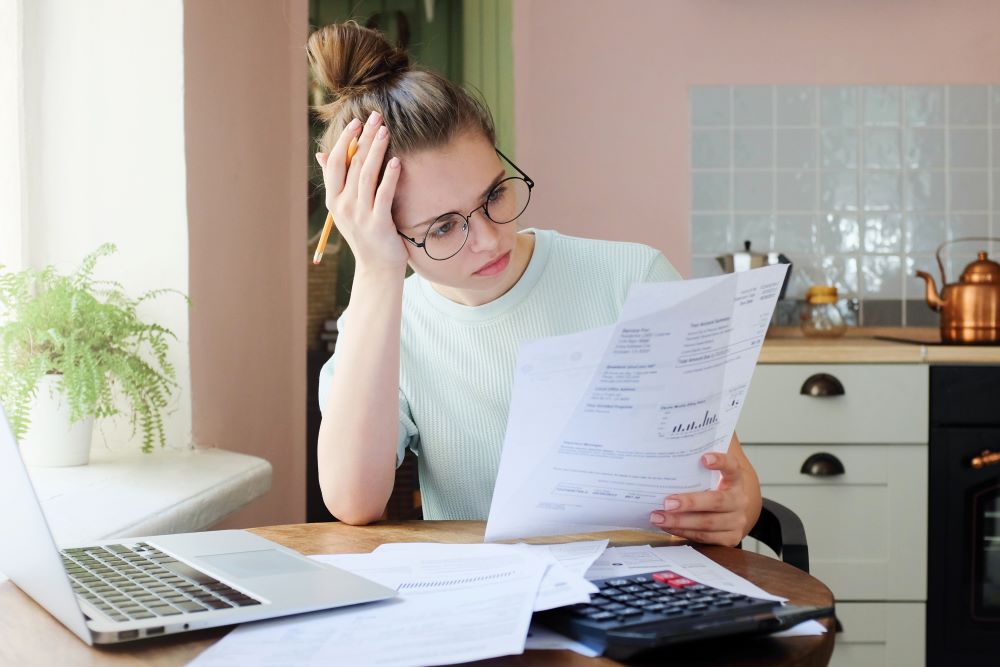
[{"left": 934, "top": 236, "right": 1000, "bottom": 286}]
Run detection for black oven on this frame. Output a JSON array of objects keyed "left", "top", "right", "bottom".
[{"left": 928, "top": 365, "right": 1000, "bottom": 666}]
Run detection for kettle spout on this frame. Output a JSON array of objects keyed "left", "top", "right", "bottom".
[{"left": 915, "top": 270, "right": 944, "bottom": 311}]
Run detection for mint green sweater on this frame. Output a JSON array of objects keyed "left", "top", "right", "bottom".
[{"left": 319, "top": 229, "right": 681, "bottom": 520}]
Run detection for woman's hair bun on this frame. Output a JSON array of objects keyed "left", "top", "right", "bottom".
[{"left": 307, "top": 21, "right": 409, "bottom": 98}]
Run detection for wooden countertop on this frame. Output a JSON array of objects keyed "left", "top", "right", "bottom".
[{"left": 759, "top": 327, "right": 1000, "bottom": 364}]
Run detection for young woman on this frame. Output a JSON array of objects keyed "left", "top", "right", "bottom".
[{"left": 310, "top": 21, "right": 760, "bottom": 546}]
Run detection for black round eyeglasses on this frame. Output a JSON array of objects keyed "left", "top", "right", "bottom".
[{"left": 397, "top": 148, "right": 534, "bottom": 261}]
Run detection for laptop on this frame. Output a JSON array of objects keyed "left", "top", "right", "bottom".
[{"left": 0, "top": 405, "right": 396, "bottom": 644}]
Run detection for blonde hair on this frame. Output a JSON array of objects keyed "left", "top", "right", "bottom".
[{"left": 306, "top": 21, "right": 496, "bottom": 162}]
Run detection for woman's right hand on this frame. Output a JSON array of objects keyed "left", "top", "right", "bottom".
[{"left": 315, "top": 111, "right": 408, "bottom": 274}]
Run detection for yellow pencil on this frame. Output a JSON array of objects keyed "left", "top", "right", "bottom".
[{"left": 313, "top": 136, "right": 361, "bottom": 265}]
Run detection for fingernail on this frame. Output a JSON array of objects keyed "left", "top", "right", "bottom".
[
  {"left": 650, "top": 513, "right": 664, "bottom": 525},
  {"left": 377, "top": 126, "right": 388, "bottom": 139},
  {"left": 703, "top": 454, "right": 717, "bottom": 466},
  {"left": 314, "top": 152, "right": 322, "bottom": 163},
  {"left": 367, "top": 110, "right": 381, "bottom": 125},
  {"left": 388, "top": 156, "right": 400, "bottom": 169},
  {"left": 347, "top": 118, "right": 361, "bottom": 130},
  {"left": 663, "top": 498, "right": 681, "bottom": 511}
]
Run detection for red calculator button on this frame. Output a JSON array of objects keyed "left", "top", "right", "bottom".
[
  {"left": 668, "top": 577, "right": 696, "bottom": 588},
  {"left": 652, "top": 571, "right": 680, "bottom": 583}
]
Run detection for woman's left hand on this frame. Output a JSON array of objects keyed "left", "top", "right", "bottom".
[{"left": 649, "top": 451, "right": 751, "bottom": 547}]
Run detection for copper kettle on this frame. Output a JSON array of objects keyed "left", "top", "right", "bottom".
[{"left": 915, "top": 237, "right": 1000, "bottom": 344}]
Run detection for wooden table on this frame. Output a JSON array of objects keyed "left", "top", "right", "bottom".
[{"left": 0, "top": 521, "right": 836, "bottom": 666}]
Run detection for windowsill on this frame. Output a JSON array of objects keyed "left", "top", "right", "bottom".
[
  {"left": 1, "top": 445, "right": 271, "bottom": 584},
  {"left": 27, "top": 445, "right": 272, "bottom": 545}
]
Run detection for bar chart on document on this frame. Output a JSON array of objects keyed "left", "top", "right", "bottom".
[{"left": 485, "top": 264, "right": 788, "bottom": 541}]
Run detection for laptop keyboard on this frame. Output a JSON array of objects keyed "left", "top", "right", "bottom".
[{"left": 61, "top": 542, "right": 261, "bottom": 622}]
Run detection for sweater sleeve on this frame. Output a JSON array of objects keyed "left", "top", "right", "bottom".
[
  {"left": 643, "top": 251, "right": 683, "bottom": 283},
  {"left": 317, "top": 310, "right": 418, "bottom": 469}
]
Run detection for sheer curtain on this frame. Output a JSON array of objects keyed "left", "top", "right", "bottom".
[
  {"left": 0, "top": 0, "right": 25, "bottom": 273},
  {"left": 14, "top": 0, "right": 192, "bottom": 451}
]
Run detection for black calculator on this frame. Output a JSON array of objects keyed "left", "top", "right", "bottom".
[{"left": 534, "top": 570, "right": 833, "bottom": 661}]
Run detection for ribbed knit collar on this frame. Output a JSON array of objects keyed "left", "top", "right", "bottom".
[{"left": 415, "top": 228, "right": 554, "bottom": 322}]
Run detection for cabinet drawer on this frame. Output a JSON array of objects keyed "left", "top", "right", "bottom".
[
  {"left": 829, "top": 602, "right": 924, "bottom": 667},
  {"left": 744, "top": 443, "right": 927, "bottom": 600},
  {"left": 737, "top": 364, "right": 928, "bottom": 444}
]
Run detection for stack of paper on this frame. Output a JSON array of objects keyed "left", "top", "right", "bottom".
[
  {"left": 188, "top": 540, "right": 607, "bottom": 667},
  {"left": 188, "top": 539, "right": 823, "bottom": 667}
]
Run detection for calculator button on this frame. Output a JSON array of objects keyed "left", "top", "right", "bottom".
[{"left": 589, "top": 611, "right": 616, "bottom": 621}]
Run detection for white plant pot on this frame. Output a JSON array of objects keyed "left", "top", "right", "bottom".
[{"left": 18, "top": 374, "right": 94, "bottom": 467}]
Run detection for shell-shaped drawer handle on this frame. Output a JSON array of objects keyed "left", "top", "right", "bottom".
[
  {"left": 800, "top": 373, "right": 845, "bottom": 397},
  {"left": 800, "top": 452, "right": 846, "bottom": 477}
]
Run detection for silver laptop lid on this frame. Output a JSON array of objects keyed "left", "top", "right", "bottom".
[{"left": 0, "top": 405, "right": 93, "bottom": 645}]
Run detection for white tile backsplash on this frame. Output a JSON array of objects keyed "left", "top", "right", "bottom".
[
  {"left": 733, "top": 86, "right": 773, "bottom": 126},
  {"left": 776, "top": 86, "right": 816, "bottom": 126},
  {"left": 692, "top": 171, "right": 730, "bottom": 211},
  {"left": 690, "top": 84, "right": 998, "bottom": 323},
  {"left": 733, "top": 129, "right": 773, "bottom": 168},
  {"left": 818, "top": 212, "right": 861, "bottom": 254},
  {"left": 690, "top": 86, "right": 730, "bottom": 126},
  {"left": 732, "top": 213, "right": 776, "bottom": 250},
  {"left": 905, "top": 170, "right": 946, "bottom": 211},
  {"left": 906, "top": 128, "right": 946, "bottom": 169},
  {"left": 863, "top": 213, "right": 904, "bottom": 253},
  {"left": 821, "top": 128, "right": 859, "bottom": 168},
  {"left": 861, "top": 255, "right": 904, "bottom": 298},
  {"left": 948, "top": 128, "right": 989, "bottom": 169},
  {"left": 733, "top": 171, "right": 772, "bottom": 210},
  {"left": 949, "top": 85, "right": 989, "bottom": 125},
  {"left": 949, "top": 171, "right": 989, "bottom": 211},
  {"left": 863, "top": 86, "right": 901, "bottom": 126},
  {"left": 863, "top": 128, "right": 902, "bottom": 169},
  {"left": 863, "top": 171, "right": 902, "bottom": 211},
  {"left": 775, "top": 170, "right": 817, "bottom": 210},
  {"left": 819, "top": 171, "right": 859, "bottom": 211},
  {"left": 691, "top": 129, "right": 731, "bottom": 169},
  {"left": 905, "top": 214, "right": 948, "bottom": 253},
  {"left": 820, "top": 87, "right": 858, "bottom": 126},
  {"left": 776, "top": 128, "right": 817, "bottom": 169},
  {"left": 905, "top": 86, "right": 946, "bottom": 127}
]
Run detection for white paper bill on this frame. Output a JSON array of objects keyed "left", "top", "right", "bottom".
[
  {"left": 371, "top": 541, "right": 605, "bottom": 611},
  {"left": 485, "top": 265, "right": 788, "bottom": 541},
  {"left": 187, "top": 551, "right": 546, "bottom": 667}
]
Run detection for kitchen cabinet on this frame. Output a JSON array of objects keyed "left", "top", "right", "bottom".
[{"left": 737, "top": 357, "right": 929, "bottom": 667}]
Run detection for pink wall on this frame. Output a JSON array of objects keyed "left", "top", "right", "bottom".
[
  {"left": 185, "top": 0, "right": 308, "bottom": 529},
  {"left": 512, "top": 0, "right": 1000, "bottom": 276}
]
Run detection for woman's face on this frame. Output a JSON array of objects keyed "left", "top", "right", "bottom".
[{"left": 392, "top": 130, "right": 531, "bottom": 306}]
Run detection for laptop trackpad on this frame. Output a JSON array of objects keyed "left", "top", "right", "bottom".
[{"left": 197, "top": 549, "right": 321, "bottom": 579}]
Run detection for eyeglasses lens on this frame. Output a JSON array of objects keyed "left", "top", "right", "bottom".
[{"left": 423, "top": 177, "right": 531, "bottom": 260}]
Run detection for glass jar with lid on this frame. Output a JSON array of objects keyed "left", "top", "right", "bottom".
[{"left": 800, "top": 285, "right": 847, "bottom": 337}]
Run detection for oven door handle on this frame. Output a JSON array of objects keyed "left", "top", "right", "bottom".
[{"left": 970, "top": 450, "right": 1000, "bottom": 469}]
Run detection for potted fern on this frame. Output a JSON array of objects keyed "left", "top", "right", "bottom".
[{"left": 0, "top": 243, "right": 185, "bottom": 466}]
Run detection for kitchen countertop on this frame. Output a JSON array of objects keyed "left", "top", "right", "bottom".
[{"left": 760, "top": 327, "right": 1000, "bottom": 364}]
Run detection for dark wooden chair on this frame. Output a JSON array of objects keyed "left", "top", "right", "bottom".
[{"left": 745, "top": 497, "right": 810, "bottom": 573}]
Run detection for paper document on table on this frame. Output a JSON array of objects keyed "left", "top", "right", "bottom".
[
  {"left": 486, "top": 265, "right": 788, "bottom": 541},
  {"left": 371, "top": 541, "right": 605, "bottom": 611},
  {"left": 188, "top": 550, "right": 546, "bottom": 667}
]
